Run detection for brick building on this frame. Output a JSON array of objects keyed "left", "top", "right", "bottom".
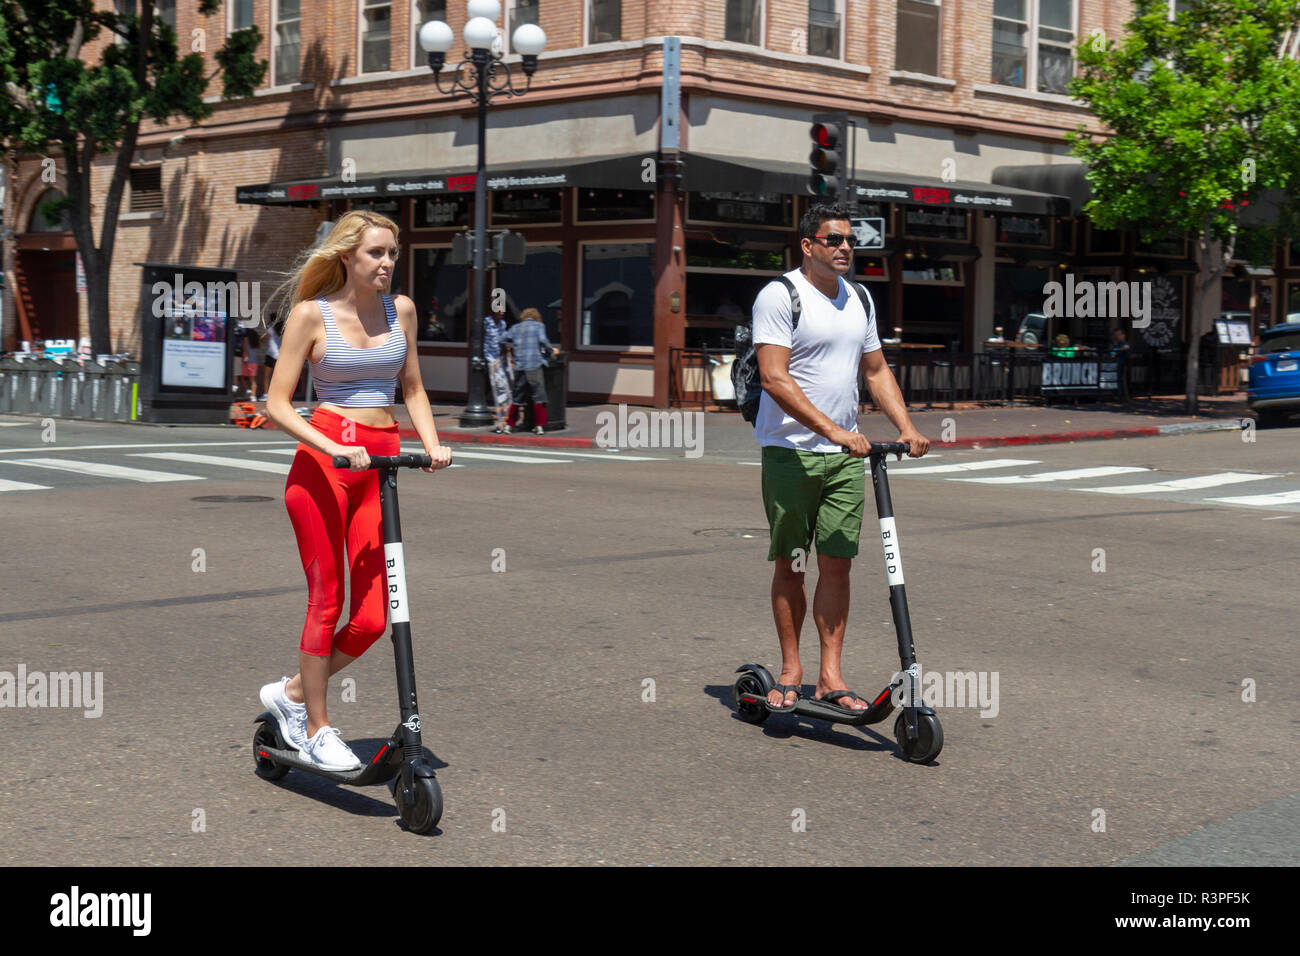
[{"left": 5, "top": 1, "right": 1297, "bottom": 404}]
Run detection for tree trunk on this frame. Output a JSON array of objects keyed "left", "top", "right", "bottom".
[{"left": 1184, "top": 231, "right": 1228, "bottom": 415}]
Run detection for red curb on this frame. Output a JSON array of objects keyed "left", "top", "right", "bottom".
[{"left": 937, "top": 426, "right": 1161, "bottom": 449}]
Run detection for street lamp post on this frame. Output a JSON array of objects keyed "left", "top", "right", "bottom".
[{"left": 420, "top": 0, "right": 546, "bottom": 428}]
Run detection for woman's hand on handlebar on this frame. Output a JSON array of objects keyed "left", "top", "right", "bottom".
[
  {"left": 331, "top": 444, "right": 371, "bottom": 471},
  {"left": 421, "top": 445, "right": 454, "bottom": 474}
]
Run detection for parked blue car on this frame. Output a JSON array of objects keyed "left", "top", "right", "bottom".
[{"left": 1248, "top": 322, "right": 1300, "bottom": 427}]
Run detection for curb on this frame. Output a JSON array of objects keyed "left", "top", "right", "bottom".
[
  {"left": 936, "top": 419, "right": 1243, "bottom": 449},
  {"left": 237, "top": 413, "right": 598, "bottom": 447}
]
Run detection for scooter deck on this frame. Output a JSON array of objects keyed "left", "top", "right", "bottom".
[
  {"left": 737, "top": 686, "right": 896, "bottom": 726},
  {"left": 254, "top": 713, "right": 405, "bottom": 784}
]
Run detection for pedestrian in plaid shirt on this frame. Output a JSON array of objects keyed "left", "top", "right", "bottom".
[{"left": 501, "top": 308, "right": 555, "bottom": 434}]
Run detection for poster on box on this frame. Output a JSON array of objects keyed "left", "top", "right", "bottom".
[{"left": 161, "top": 287, "right": 227, "bottom": 389}]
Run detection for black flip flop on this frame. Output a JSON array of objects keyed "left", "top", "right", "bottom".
[
  {"left": 766, "top": 683, "right": 801, "bottom": 712},
  {"left": 816, "top": 690, "right": 868, "bottom": 713}
]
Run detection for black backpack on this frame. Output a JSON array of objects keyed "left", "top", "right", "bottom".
[{"left": 731, "top": 276, "right": 874, "bottom": 424}]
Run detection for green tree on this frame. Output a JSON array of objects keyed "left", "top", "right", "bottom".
[
  {"left": 1068, "top": 0, "right": 1300, "bottom": 413},
  {"left": 0, "top": 0, "right": 265, "bottom": 354}
]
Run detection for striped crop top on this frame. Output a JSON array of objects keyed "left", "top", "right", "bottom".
[{"left": 310, "top": 294, "right": 407, "bottom": 407}]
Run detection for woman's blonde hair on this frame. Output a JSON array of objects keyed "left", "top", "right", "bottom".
[{"left": 263, "top": 210, "right": 399, "bottom": 330}]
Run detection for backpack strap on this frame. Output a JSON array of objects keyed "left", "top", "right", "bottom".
[
  {"left": 776, "top": 276, "right": 801, "bottom": 331},
  {"left": 849, "top": 280, "right": 872, "bottom": 320}
]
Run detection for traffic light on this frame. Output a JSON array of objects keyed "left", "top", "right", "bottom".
[{"left": 809, "top": 113, "right": 848, "bottom": 200}]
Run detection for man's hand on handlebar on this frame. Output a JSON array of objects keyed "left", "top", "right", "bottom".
[
  {"left": 897, "top": 428, "right": 930, "bottom": 458},
  {"left": 421, "top": 446, "right": 454, "bottom": 474},
  {"left": 831, "top": 428, "right": 871, "bottom": 458}
]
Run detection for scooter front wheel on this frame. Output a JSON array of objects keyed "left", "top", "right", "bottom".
[
  {"left": 253, "top": 723, "right": 290, "bottom": 781},
  {"left": 394, "top": 775, "right": 443, "bottom": 833},
  {"left": 894, "top": 712, "right": 943, "bottom": 763},
  {"left": 733, "top": 671, "right": 771, "bottom": 725}
]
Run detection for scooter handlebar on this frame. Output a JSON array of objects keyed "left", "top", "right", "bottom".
[
  {"left": 332, "top": 454, "right": 434, "bottom": 470},
  {"left": 840, "top": 441, "right": 911, "bottom": 458}
]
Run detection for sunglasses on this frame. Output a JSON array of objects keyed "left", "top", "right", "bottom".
[{"left": 807, "top": 232, "right": 859, "bottom": 249}]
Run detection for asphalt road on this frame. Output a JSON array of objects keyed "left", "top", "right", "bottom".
[{"left": 0, "top": 415, "right": 1296, "bottom": 865}]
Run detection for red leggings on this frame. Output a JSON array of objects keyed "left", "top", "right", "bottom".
[{"left": 284, "top": 407, "right": 400, "bottom": 657}]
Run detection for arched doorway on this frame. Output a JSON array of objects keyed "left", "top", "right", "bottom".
[{"left": 13, "top": 189, "right": 79, "bottom": 347}]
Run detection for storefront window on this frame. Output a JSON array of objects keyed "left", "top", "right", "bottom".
[
  {"left": 414, "top": 194, "right": 472, "bottom": 228},
  {"left": 902, "top": 207, "right": 968, "bottom": 241},
  {"left": 576, "top": 188, "right": 654, "bottom": 222},
  {"left": 994, "top": 264, "right": 1049, "bottom": 339},
  {"left": 1286, "top": 281, "right": 1300, "bottom": 318},
  {"left": 995, "top": 213, "right": 1050, "bottom": 246},
  {"left": 1086, "top": 223, "right": 1123, "bottom": 254},
  {"left": 411, "top": 247, "right": 467, "bottom": 342},
  {"left": 490, "top": 189, "right": 563, "bottom": 225},
  {"left": 1135, "top": 233, "right": 1186, "bottom": 257},
  {"left": 495, "top": 245, "right": 563, "bottom": 344},
  {"left": 580, "top": 243, "right": 654, "bottom": 347},
  {"left": 686, "top": 239, "right": 785, "bottom": 271},
  {"left": 687, "top": 192, "right": 794, "bottom": 227}
]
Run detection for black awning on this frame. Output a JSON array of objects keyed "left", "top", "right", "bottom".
[
  {"left": 681, "top": 152, "right": 1070, "bottom": 216},
  {"left": 236, "top": 154, "right": 651, "bottom": 206},
  {"left": 991, "top": 163, "right": 1091, "bottom": 216}
]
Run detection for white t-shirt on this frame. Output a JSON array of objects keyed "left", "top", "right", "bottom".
[{"left": 751, "top": 268, "right": 881, "bottom": 452}]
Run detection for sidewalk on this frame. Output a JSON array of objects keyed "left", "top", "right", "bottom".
[{"left": 236, "top": 393, "right": 1250, "bottom": 452}]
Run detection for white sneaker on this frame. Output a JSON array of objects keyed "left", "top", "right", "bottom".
[
  {"left": 259, "top": 677, "right": 308, "bottom": 751},
  {"left": 304, "top": 726, "right": 362, "bottom": 771}
]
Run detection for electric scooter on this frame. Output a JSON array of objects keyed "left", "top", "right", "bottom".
[
  {"left": 253, "top": 453, "right": 444, "bottom": 833},
  {"left": 733, "top": 441, "right": 943, "bottom": 763}
]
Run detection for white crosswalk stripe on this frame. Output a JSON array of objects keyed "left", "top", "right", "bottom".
[
  {"left": 130, "top": 452, "right": 290, "bottom": 475},
  {"left": 1083, "top": 472, "right": 1278, "bottom": 495},
  {"left": 952, "top": 465, "right": 1150, "bottom": 485},
  {"left": 7, "top": 457, "right": 206, "bottom": 482},
  {"left": 1206, "top": 489, "right": 1300, "bottom": 507},
  {"left": 889, "top": 458, "right": 1040, "bottom": 476},
  {"left": 0, "top": 476, "right": 51, "bottom": 491}
]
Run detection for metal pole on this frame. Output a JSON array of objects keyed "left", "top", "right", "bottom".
[{"left": 459, "top": 52, "right": 493, "bottom": 427}]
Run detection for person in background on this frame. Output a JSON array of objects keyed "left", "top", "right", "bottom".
[
  {"left": 501, "top": 307, "right": 554, "bottom": 435},
  {"left": 483, "top": 304, "right": 512, "bottom": 433},
  {"left": 258, "top": 321, "right": 281, "bottom": 401},
  {"left": 1111, "top": 327, "right": 1132, "bottom": 404},
  {"left": 239, "top": 328, "right": 261, "bottom": 400}
]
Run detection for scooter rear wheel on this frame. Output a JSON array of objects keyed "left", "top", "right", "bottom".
[
  {"left": 253, "top": 723, "right": 290, "bottom": 781},
  {"left": 733, "top": 672, "right": 771, "bottom": 725},
  {"left": 894, "top": 712, "right": 943, "bottom": 763},
  {"left": 394, "top": 775, "right": 443, "bottom": 833}
]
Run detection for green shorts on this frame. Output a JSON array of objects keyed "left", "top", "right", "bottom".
[{"left": 761, "top": 446, "right": 865, "bottom": 561}]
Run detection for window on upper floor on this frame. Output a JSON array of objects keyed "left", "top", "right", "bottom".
[
  {"left": 154, "top": 0, "right": 175, "bottom": 31},
  {"left": 725, "top": 0, "right": 762, "bottom": 47},
  {"left": 588, "top": 0, "right": 621, "bottom": 44},
  {"left": 273, "top": 0, "right": 301, "bottom": 86},
  {"left": 896, "top": 0, "right": 940, "bottom": 75},
  {"left": 808, "top": 0, "right": 841, "bottom": 58},
  {"left": 506, "top": 0, "right": 538, "bottom": 55},
  {"left": 129, "top": 167, "right": 163, "bottom": 214},
  {"left": 361, "top": 0, "right": 393, "bottom": 73},
  {"left": 412, "top": 0, "right": 448, "bottom": 67},
  {"left": 230, "top": 0, "right": 254, "bottom": 31},
  {"left": 992, "top": 0, "right": 1074, "bottom": 94}
]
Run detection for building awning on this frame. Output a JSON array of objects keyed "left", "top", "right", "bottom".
[
  {"left": 681, "top": 152, "right": 1071, "bottom": 216},
  {"left": 235, "top": 154, "right": 652, "bottom": 206},
  {"left": 991, "top": 163, "right": 1091, "bottom": 216}
]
